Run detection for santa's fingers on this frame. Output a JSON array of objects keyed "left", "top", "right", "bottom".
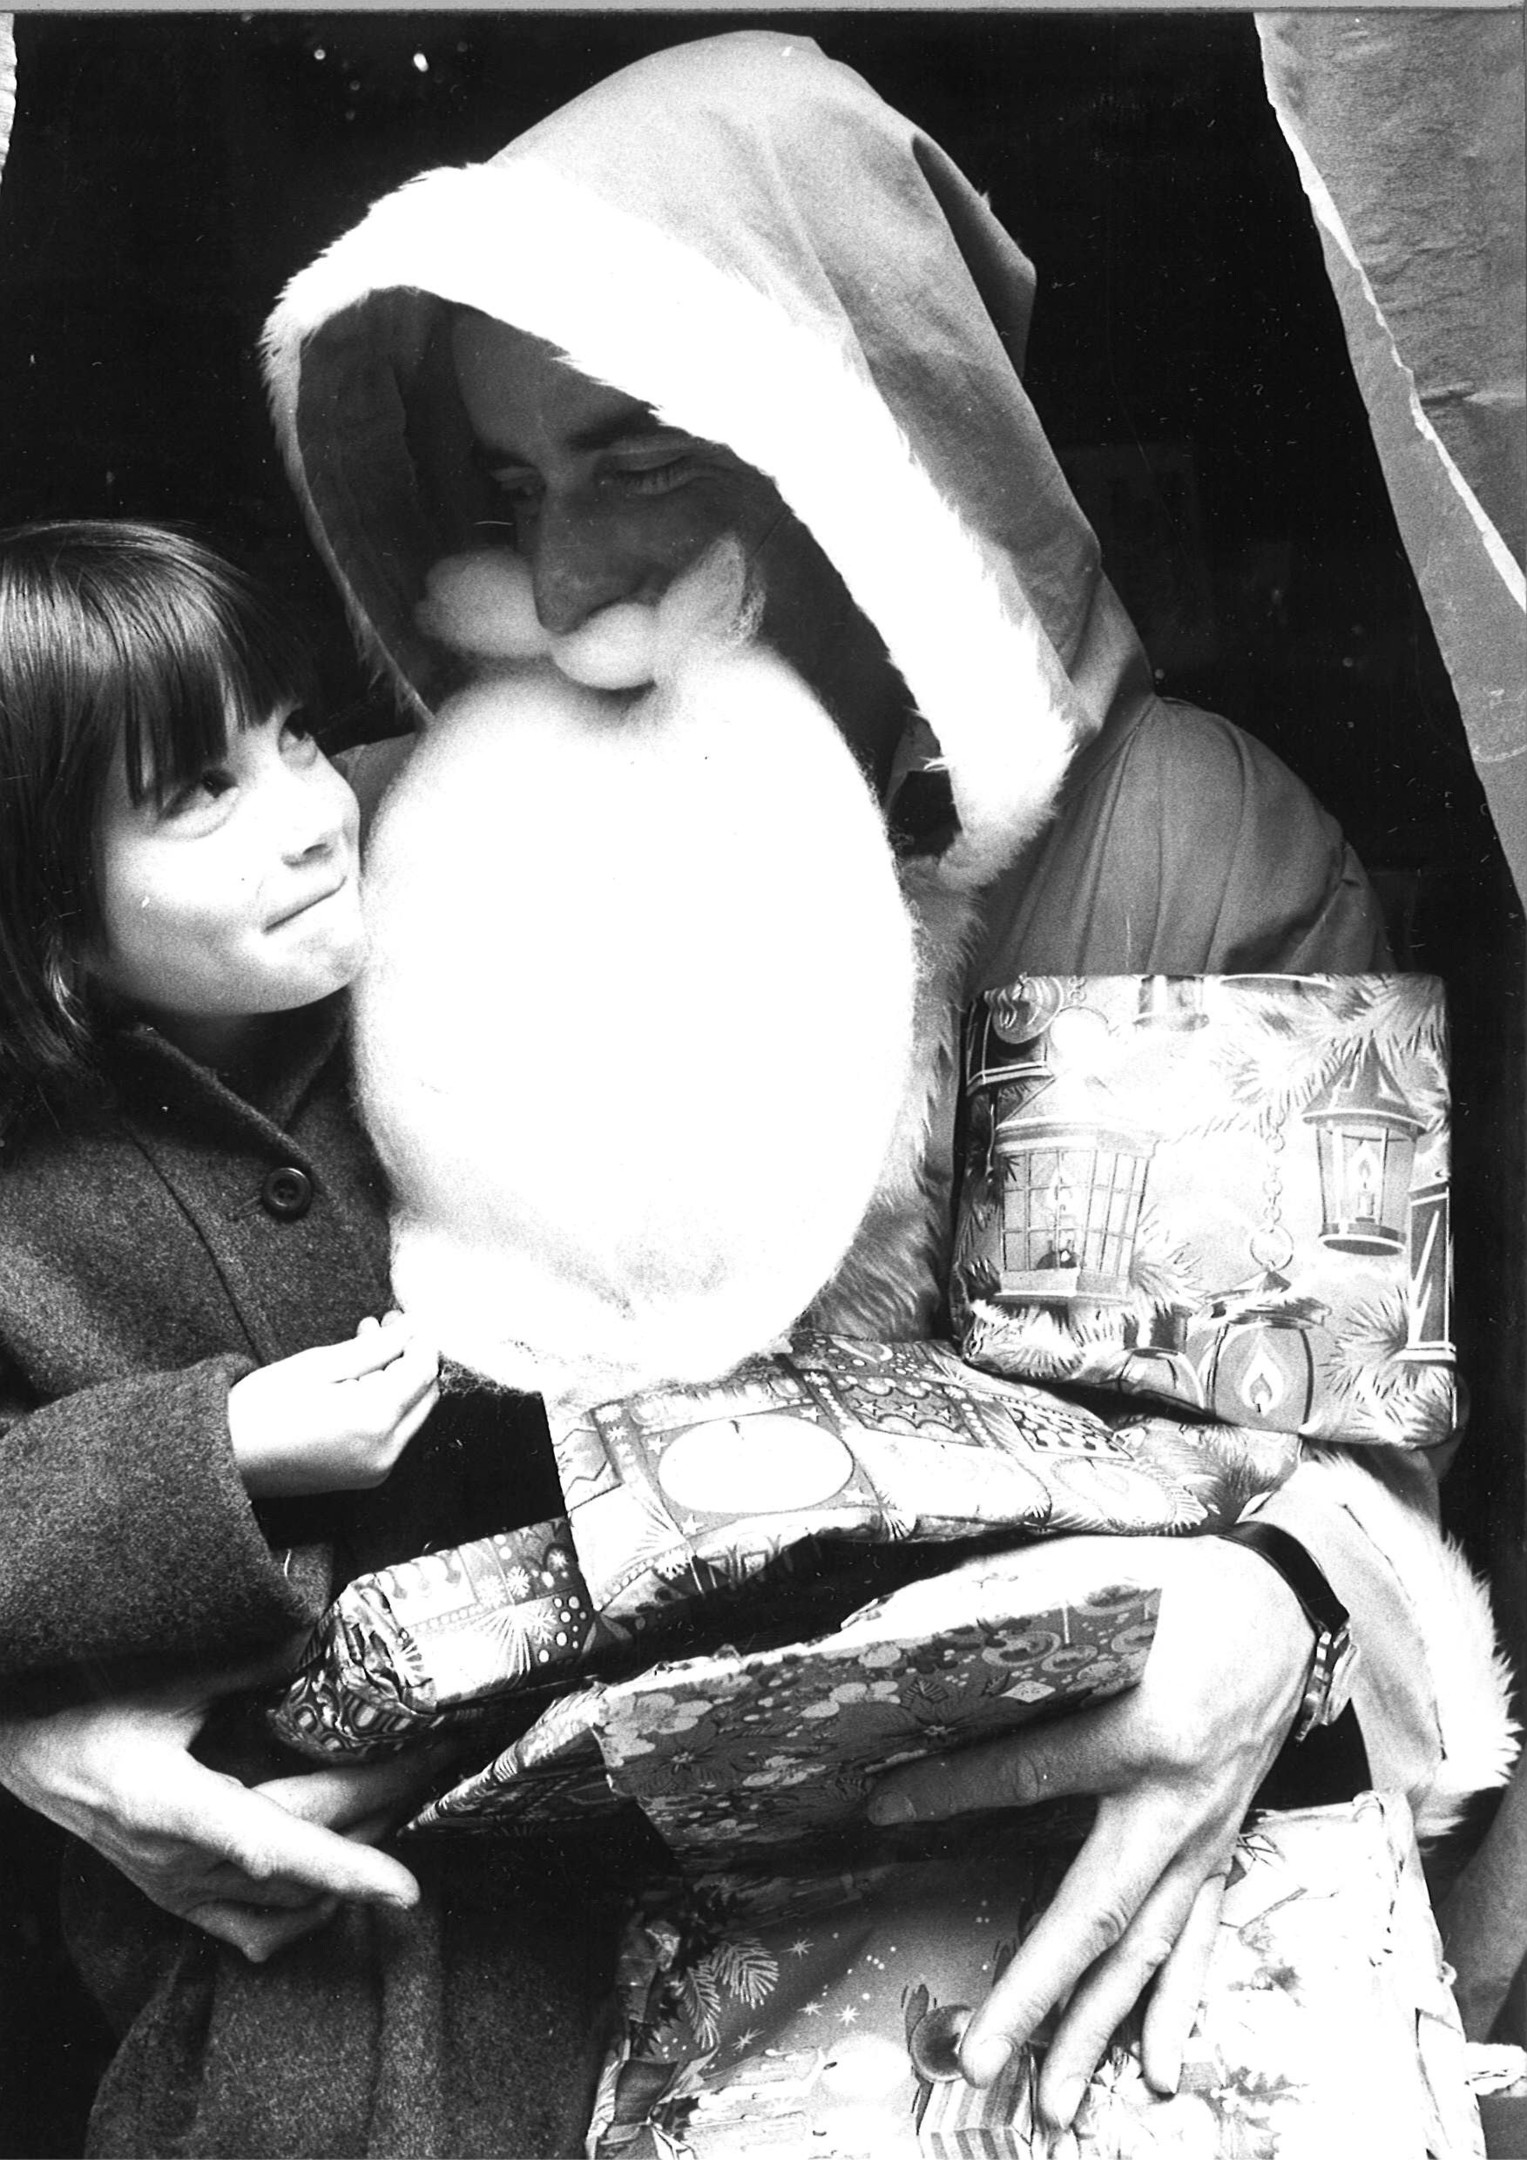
[
  {"left": 1140, "top": 1858, "right": 1233, "bottom": 2095},
  {"left": 161, "top": 1860, "right": 346, "bottom": 1910},
  {"left": 955, "top": 1787, "right": 1201, "bottom": 2088},
  {"left": 168, "top": 1802, "right": 422, "bottom": 1920},
  {"left": 1021, "top": 1833, "right": 1237, "bottom": 2128},
  {"left": 254, "top": 1748, "right": 448, "bottom": 1834},
  {"left": 185, "top": 1893, "right": 341, "bottom": 1963},
  {"left": 870, "top": 1687, "right": 1149, "bottom": 1828}
]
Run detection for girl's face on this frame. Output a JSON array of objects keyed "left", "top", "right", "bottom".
[{"left": 90, "top": 706, "right": 365, "bottom": 1043}]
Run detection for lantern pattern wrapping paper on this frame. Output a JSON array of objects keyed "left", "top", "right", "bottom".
[
  {"left": 586, "top": 1794, "right": 1481, "bottom": 2160},
  {"left": 953, "top": 975, "right": 1454, "bottom": 1446}
]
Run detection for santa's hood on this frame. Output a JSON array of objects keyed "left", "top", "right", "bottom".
[{"left": 263, "top": 30, "right": 1155, "bottom": 888}]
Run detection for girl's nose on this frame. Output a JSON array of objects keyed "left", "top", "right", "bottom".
[
  {"left": 281, "top": 767, "right": 349, "bottom": 865},
  {"left": 527, "top": 501, "right": 659, "bottom": 636}
]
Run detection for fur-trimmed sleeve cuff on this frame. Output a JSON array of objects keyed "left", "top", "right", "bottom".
[{"left": 1255, "top": 1450, "right": 1518, "bottom": 1840}]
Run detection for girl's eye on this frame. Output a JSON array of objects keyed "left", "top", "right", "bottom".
[
  {"left": 281, "top": 713, "right": 320, "bottom": 760},
  {"left": 163, "top": 767, "right": 236, "bottom": 817}
]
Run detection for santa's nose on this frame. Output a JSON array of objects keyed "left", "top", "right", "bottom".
[{"left": 527, "top": 505, "right": 657, "bottom": 636}]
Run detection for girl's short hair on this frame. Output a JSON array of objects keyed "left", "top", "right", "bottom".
[{"left": 0, "top": 519, "right": 317, "bottom": 1094}]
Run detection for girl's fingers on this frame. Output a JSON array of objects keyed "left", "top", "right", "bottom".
[
  {"left": 390, "top": 1381, "right": 441, "bottom": 1450},
  {"left": 321, "top": 1324, "right": 437, "bottom": 1385},
  {"left": 357, "top": 1334, "right": 441, "bottom": 1412},
  {"left": 304, "top": 1328, "right": 403, "bottom": 1381}
]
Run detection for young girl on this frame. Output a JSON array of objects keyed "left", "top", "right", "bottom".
[
  {"left": 0, "top": 517, "right": 441, "bottom": 1698},
  {"left": 0, "top": 521, "right": 608, "bottom": 2160}
]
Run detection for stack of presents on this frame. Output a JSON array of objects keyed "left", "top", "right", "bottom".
[{"left": 272, "top": 977, "right": 1473, "bottom": 2158}]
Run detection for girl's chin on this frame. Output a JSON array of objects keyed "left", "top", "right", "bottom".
[
  {"left": 270, "top": 910, "right": 369, "bottom": 988},
  {"left": 262, "top": 944, "right": 368, "bottom": 1011}
]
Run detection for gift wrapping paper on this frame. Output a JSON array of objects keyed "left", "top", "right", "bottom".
[
  {"left": 408, "top": 1542, "right": 1157, "bottom": 1847},
  {"left": 954, "top": 975, "right": 1454, "bottom": 1446},
  {"left": 548, "top": 1331, "right": 1295, "bottom": 1631},
  {"left": 587, "top": 1794, "right": 1483, "bottom": 2160},
  {"left": 274, "top": 1331, "right": 1296, "bottom": 1763},
  {"left": 272, "top": 1518, "right": 605, "bottom": 1759}
]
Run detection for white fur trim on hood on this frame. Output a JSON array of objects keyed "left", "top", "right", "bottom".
[{"left": 265, "top": 156, "right": 1077, "bottom": 888}]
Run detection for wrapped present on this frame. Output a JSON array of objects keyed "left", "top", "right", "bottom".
[
  {"left": 953, "top": 974, "right": 1455, "bottom": 1445},
  {"left": 587, "top": 1794, "right": 1484, "bottom": 2159},
  {"left": 273, "top": 1332, "right": 1295, "bottom": 1762},
  {"left": 408, "top": 1541, "right": 1157, "bottom": 1846},
  {"left": 272, "top": 1519, "right": 610, "bottom": 1759},
  {"left": 547, "top": 1331, "right": 1293, "bottom": 1629}
]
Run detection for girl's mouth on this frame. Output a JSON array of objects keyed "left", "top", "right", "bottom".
[{"left": 268, "top": 877, "right": 348, "bottom": 930}]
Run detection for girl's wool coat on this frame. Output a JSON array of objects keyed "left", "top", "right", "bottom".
[
  {"left": 1, "top": 1001, "right": 611, "bottom": 2157},
  {"left": 0, "top": 1003, "right": 384, "bottom": 1703}
]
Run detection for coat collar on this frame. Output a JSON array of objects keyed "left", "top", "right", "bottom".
[{"left": 106, "top": 994, "right": 349, "bottom": 1141}]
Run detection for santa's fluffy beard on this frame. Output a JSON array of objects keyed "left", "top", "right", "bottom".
[{"left": 355, "top": 545, "right": 918, "bottom": 1409}]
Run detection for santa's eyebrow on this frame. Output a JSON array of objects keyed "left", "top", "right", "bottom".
[
  {"left": 468, "top": 416, "right": 697, "bottom": 469},
  {"left": 572, "top": 413, "right": 691, "bottom": 455}
]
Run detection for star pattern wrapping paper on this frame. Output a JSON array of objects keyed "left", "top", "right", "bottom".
[
  {"left": 587, "top": 1795, "right": 1482, "bottom": 2160},
  {"left": 408, "top": 1544, "right": 1156, "bottom": 1842}
]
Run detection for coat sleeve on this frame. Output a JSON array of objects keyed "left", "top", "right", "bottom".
[
  {"left": 1253, "top": 1452, "right": 1516, "bottom": 1839},
  {"left": 0, "top": 1352, "right": 331, "bottom": 1709},
  {"left": 973, "top": 698, "right": 1393, "bottom": 983}
]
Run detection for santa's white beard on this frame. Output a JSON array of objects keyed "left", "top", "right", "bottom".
[{"left": 356, "top": 561, "right": 918, "bottom": 1407}]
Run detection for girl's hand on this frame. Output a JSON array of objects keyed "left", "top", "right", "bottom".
[
  {"left": 228, "top": 1312, "right": 441, "bottom": 1497},
  {"left": 0, "top": 1659, "right": 426, "bottom": 1963},
  {"left": 867, "top": 1535, "right": 1314, "bottom": 2131}
]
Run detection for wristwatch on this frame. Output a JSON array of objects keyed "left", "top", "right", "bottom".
[{"left": 1219, "top": 1517, "right": 1362, "bottom": 1741}]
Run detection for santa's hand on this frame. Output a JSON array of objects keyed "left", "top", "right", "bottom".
[
  {"left": 0, "top": 1664, "right": 424, "bottom": 1963},
  {"left": 867, "top": 1536, "right": 1313, "bottom": 2130},
  {"left": 229, "top": 1310, "right": 441, "bottom": 1497}
]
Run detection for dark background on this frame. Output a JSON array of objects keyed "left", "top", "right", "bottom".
[{"left": 1, "top": 14, "right": 1521, "bottom": 2153}]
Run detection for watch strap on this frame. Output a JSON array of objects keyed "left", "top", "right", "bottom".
[{"left": 1219, "top": 1518, "right": 1361, "bottom": 1740}]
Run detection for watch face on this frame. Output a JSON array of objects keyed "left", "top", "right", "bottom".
[
  {"left": 1323, "top": 1632, "right": 1362, "bottom": 1719},
  {"left": 1303, "top": 1629, "right": 1361, "bottom": 1735}
]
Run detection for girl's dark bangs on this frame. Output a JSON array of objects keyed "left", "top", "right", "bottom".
[
  {"left": 120, "top": 582, "right": 308, "bottom": 805},
  {"left": 120, "top": 645, "right": 233, "bottom": 806}
]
